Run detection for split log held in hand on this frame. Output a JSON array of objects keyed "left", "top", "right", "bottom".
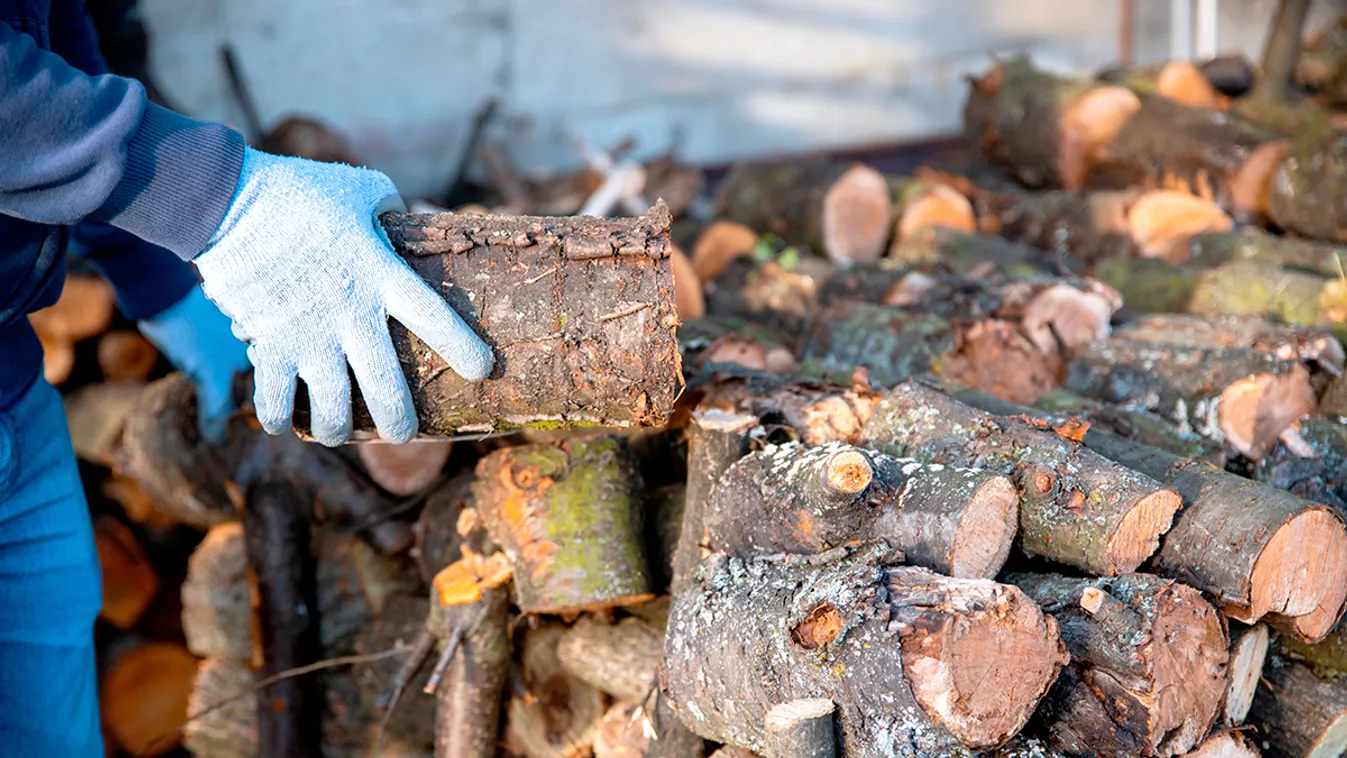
[
  {"left": 1009, "top": 573, "right": 1229, "bottom": 757},
  {"left": 302, "top": 202, "right": 681, "bottom": 438},
  {"left": 660, "top": 542, "right": 1068, "bottom": 758},
  {"left": 856, "top": 381, "right": 1182, "bottom": 576},
  {"left": 703, "top": 441, "right": 1019, "bottom": 578}
]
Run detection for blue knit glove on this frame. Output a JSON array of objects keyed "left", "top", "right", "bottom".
[
  {"left": 193, "top": 148, "right": 493, "bottom": 446},
  {"left": 138, "top": 284, "right": 252, "bottom": 443}
]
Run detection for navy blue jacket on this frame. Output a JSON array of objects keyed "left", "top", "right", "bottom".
[{"left": 0, "top": 1, "right": 245, "bottom": 399}]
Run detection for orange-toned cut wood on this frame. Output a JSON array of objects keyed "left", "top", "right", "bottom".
[
  {"left": 95, "top": 516, "right": 160, "bottom": 630},
  {"left": 100, "top": 641, "right": 199, "bottom": 757}
]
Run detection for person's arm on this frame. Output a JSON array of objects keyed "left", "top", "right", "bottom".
[{"left": 0, "top": 21, "right": 243, "bottom": 258}]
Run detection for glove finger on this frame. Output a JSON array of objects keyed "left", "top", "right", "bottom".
[
  {"left": 381, "top": 262, "right": 494, "bottom": 382},
  {"left": 250, "top": 345, "right": 298, "bottom": 436},
  {"left": 344, "top": 320, "right": 418, "bottom": 443},
  {"left": 299, "top": 343, "right": 353, "bottom": 447}
]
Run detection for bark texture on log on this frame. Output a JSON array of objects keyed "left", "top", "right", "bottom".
[
  {"left": 1266, "top": 129, "right": 1347, "bottom": 244},
  {"left": 703, "top": 441, "right": 1018, "bottom": 578},
  {"left": 1254, "top": 416, "right": 1347, "bottom": 510},
  {"left": 1278, "top": 617, "right": 1347, "bottom": 679},
  {"left": 1065, "top": 336, "right": 1317, "bottom": 460},
  {"left": 431, "top": 585, "right": 510, "bottom": 758},
  {"left": 798, "top": 302, "right": 954, "bottom": 389},
  {"left": 692, "top": 369, "right": 881, "bottom": 447},
  {"left": 857, "top": 382, "right": 1181, "bottom": 576},
  {"left": 671, "top": 409, "right": 757, "bottom": 591},
  {"left": 764, "top": 699, "right": 837, "bottom": 758},
  {"left": 294, "top": 203, "right": 680, "bottom": 438},
  {"left": 938, "top": 380, "right": 1347, "bottom": 643},
  {"left": 1249, "top": 660, "right": 1347, "bottom": 758},
  {"left": 661, "top": 543, "right": 1068, "bottom": 758},
  {"left": 1010, "top": 573, "right": 1229, "bottom": 757},
  {"left": 1031, "top": 387, "right": 1225, "bottom": 465},
  {"left": 474, "top": 435, "right": 653, "bottom": 613},
  {"left": 714, "top": 160, "right": 894, "bottom": 266},
  {"left": 242, "top": 477, "right": 322, "bottom": 758}
]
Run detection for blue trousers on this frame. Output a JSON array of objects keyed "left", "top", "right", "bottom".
[{"left": 0, "top": 375, "right": 103, "bottom": 756}]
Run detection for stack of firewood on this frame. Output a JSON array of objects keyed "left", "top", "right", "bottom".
[{"left": 40, "top": 11, "right": 1347, "bottom": 758}]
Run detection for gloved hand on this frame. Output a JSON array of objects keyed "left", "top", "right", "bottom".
[
  {"left": 193, "top": 148, "right": 493, "bottom": 446},
  {"left": 138, "top": 284, "right": 251, "bottom": 443}
]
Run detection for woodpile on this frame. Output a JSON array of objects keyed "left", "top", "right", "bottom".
[{"left": 47, "top": 18, "right": 1347, "bottom": 758}]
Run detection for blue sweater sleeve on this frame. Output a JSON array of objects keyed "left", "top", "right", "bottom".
[{"left": 0, "top": 21, "right": 244, "bottom": 260}]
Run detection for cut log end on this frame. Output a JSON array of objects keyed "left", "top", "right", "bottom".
[
  {"left": 508, "top": 626, "right": 605, "bottom": 758},
  {"left": 1229, "top": 139, "right": 1291, "bottom": 216},
  {"left": 671, "top": 244, "right": 707, "bottom": 321},
  {"left": 898, "top": 576, "right": 1069, "bottom": 748},
  {"left": 1020, "top": 281, "right": 1121, "bottom": 355},
  {"left": 1105, "top": 487, "right": 1184, "bottom": 575},
  {"left": 1155, "top": 61, "right": 1223, "bottom": 109},
  {"left": 823, "top": 449, "right": 872, "bottom": 496},
  {"left": 692, "top": 220, "right": 759, "bottom": 282},
  {"left": 1127, "top": 190, "right": 1233, "bottom": 263},
  {"left": 1219, "top": 365, "right": 1317, "bottom": 460},
  {"left": 949, "top": 475, "right": 1019, "bottom": 580},
  {"left": 1181, "top": 731, "right": 1260, "bottom": 758},
  {"left": 100, "top": 641, "right": 199, "bottom": 757},
  {"left": 1058, "top": 85, "right": 1142, "bottom": 190},
  {"left": 1225, "top": 624, "right": 1270, "bottom": 725},
  {"left": 356, "top": 440, "right": 453, "bottom": 496},
  {"left": 821, "top": 164, "right": 894, "bottom": 266},
  {"left": 896, "top": 184, "right": 976, "bottom": 242},
  {"left": 1242, "top": 507, "right": 1347, "bottom": 641},
  {"left": 1148, "top": 581, "right": 1232, "bottom": 752},
  {"left": 764, "top": 699, "right": 835, "bottom": 732},
  {"left": 97, "top": 331, "right": 160, "bottom": 382}
]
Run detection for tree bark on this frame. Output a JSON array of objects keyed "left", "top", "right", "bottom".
[
  {"left": 1008, "top": 573, "right": 1229, "bottom": 757},
  {"left": 703, "top": 441, "right": 1018, "bottom": 579},
  {"left": 1265, "top": 125, "right": 1347, "bottom": 243},
  {"left": 691, "top": 369, "right": 880, "bottom": 447},
  {"left": 1254, "top": 416, "right": 1347, "bottom": 510},
  {"left": 474, "top": 435, "right": 653, "bottom": 614},
  {"left": 241, "top": 477, "right": 322, "bottom": 758},
  {"left": 798, "top": 302, "right": 956, "bottom": 388},
  {"left": 1031, "top": 387, "right": 1225, "bottom": 465},
  {"left": 671, "top": 409, "right": 757, "bottom": 592},
  {"left": 293, "top": 202, "right": 680, "bottom": 438},
  {"left": 856, "top": 382, "right": 1182, "bottom": 576},
  {"left": 1249, "top": 660, "right": 1347, "bottom": 758},
  {"left": 1065, "top": 337, "right": 1317, "bottom": 460},
  {"left": 764, "top": 699, "right": 837, "bottom": 758},
  {"left": 660, "top": 543, "right": 1068, "bottom": 758},
  {"left": 937, "top": 379, "right": 1347, "bottom": 643},
  {"left": 431, "top": 585, "right": 510, "bottom": 758},
  {"left": 1183, "top": 228, "right": 1347, "bottom": 278},
  {"left": 1250, "top": 0, "right": 1315, "bottom": 104},
  {"left": 714, "top": 160, "right": 894, "bottom": 266}
]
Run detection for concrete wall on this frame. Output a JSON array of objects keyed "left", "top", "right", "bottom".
[{"left": 142, "top": 0, "right": 1345, "bottom": 199}]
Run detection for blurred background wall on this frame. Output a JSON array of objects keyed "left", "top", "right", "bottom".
[{"left": 139, "top": 0, "right": 1346, "bottom": 199}]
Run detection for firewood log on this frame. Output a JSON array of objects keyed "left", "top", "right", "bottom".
[
  {"left": 241, "top": 476, "right": 322, "bottom": 758},
  {"left": 963, "top": 55, "right": 1142, "bottom": 190},
  {"left": 64, "top": 380, "right": 145, "bottom": 464},
  {"left": 1031, "top": 387, "right": 1225, "bottom": 465},
  {"left": 974, "top": 187, "right": 1233, "bottom": 265},
  {"left": 887, "top": 226, "right": 1062, "bottom": 281},
  {"left": 1180, "top": 731, "right": 1261, "bottom": 758},
  {"left": 291, "top": 202, "right": 679, "bottom": 438},
  {"left": 1181, "top": 229, "right": 1347, "bottom": 278},
  {"left": 1225, "top": 623, "right": 1271, "bottom": 726},
  {"left": 1278, "top": 616, "right": 1347, "bottom": 679},
  {"left": 937, "top": 379, "right": 1347, "bottom": 643},
  {"left": 888, "top": 176, "right": 976, "bottom": 245},
  {"left": 1107, "top": 315, "right": 1345, "bottom": 377},
  {"left": 508, "top": 625, "right": 605, "bottom": 758},
  {"left": 857, "top": 382, "right": 1182, "bottom": 576},
  {"left": 1254, "top": 416, "right": 1347, "bottom": 509},
  {"left": 691, "top": 369, "right": 879, "bottom": 447},
  {"left": 797, "top": 302, "right": 955, "bottom": 389},
  {"left": 556, "top": 615, "right": 704, "bottom": 758},
  {"left": 1009, "top": 573, "right": 1230, "bottom": 757},
  {"left": 595, "top": 702, "right": 653, "bottom": 758},
  {"left": 660, "top": 542, "right": 1069, "bottom": 758},
  {"left": 103, "top": 474, "right": 178, "bottom": 532},
  {"left": 94, "top": 515, "right": 160, "bottom": 630},
  {"left": 97, "top": 330, "right": 160, "bottom": 382},
  {"left": 1299, "top": 15, "right": 1347, "bottom": 105},
  {"left": 1249, "top": 660, "right": 1347, "bottom": 758},
  {"left": 412, "top": 473, "right": 473, "bottom": 583},
  {"left": 430, "top": 580, "right": 510, "bottom": 758},
  {"left": 715, "top": 160, "right": 894, "bottom": 266},
  {"left": 1065, "top": 335, "right": 1318, "bottom": 460},
  {"left": 680, "top": 319, "right": 797, "bottom": 376},
  {"left": 671, "top": 409, "right": 757, "bottom": 591},
  {"left": 646, "top": 483, "right": 688, "bottom": 592},
  {"left": 474, "top": 435, "right": 653, "bottom": 613},
  {"left": 763, "top": 699, "right": 837, "bottom": 758},
  {"left": 355, "top": 594, "right": 437, "bottom": 746},
  {"left": 704, "top": 255, "right": 832, "bottom": 339},
  {"left": 989, "top": 738, "right": 1068, "bottom": 758},
  {"left": 184, "top": 656, "right": 258, "bottom": 758},
  {"left": 703, "top": 442, "right": 1018, "bottom": 578},
  {"left": 1098, "top": 60, "right": 1226, "bottom": 109},
  {"left": 181, "top": 523, "right": 256, "bottom": 663},
  {"left": 356, "top": 440, "right": 453, "bottom": 497},
  {"left": 692, "top": 221, "right": 759, "bottom": 282},
  {"left": 100, "top": 640, "right": 199, "bottom": 757}
]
